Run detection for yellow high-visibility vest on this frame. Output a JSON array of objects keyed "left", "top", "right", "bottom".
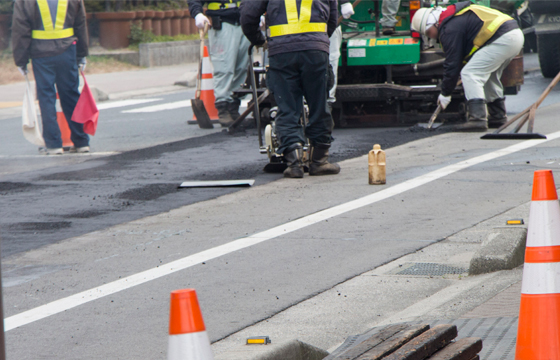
[
  {"left": 32, "top": 0, "right": 74, "bottom": 40},
  {"left": 268, "top": 0, "right": 327, "bottom": 37},
  {"left": 207, "top": 0, "right": 241, "bottom": 11},
  {"left": 455, "top": 5, "right": 513, "bottom": 59}
]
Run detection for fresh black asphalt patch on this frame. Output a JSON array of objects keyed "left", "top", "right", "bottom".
[{"left": 0, "top": 127, "right": 445, "bottom": 258}]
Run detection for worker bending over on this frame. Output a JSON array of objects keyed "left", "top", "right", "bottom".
[
  {"left": 241, "top": 0, "right": 340, "bottom": 178},
  {"left": 412, "top": 1, "right": 524, "bottom": 131},
  {"left": 188, "top": 0, "right": 250, "bottom": 126},
  {"left": 12, "top": 0, "right": 90, "bottom": 155}
]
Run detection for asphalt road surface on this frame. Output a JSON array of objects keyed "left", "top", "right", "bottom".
[{"left": 2, "top": 53, "right": 560, "bottom": 359}]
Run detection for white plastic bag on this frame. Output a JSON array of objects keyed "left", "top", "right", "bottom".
[{"left": 22, "top": 75, "right": 45, "bottom": 147}]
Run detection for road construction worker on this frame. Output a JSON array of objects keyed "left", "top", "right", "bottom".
[
  {"left": 411, "top": 1, "right": 524, "bottom": 132},
  {"left": 381, "top": 0, "right": 401, "bottom": 35},
  {"left": 12, "top": 0, "right": 90, "bottom": 155},
  {"left": 328, "top": 0, "right": 354, "bottom": 106},
  {"left": 241, "top": 0, "right": 340, "bottom": 178},
  {"left": 188, "top": 0, "right": 250, "bottom": 127}
]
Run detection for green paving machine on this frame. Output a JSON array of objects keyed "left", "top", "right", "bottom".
[{"left": 332, "top": 0, "right": 526, "bottom": 127}]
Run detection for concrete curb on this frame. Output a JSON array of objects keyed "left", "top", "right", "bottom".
[
  {"left": 215, "top": 339, "right": 328, "bottom": 360},
  {"left": 469, "top": 226, "right": 527, "bottom": 275}
]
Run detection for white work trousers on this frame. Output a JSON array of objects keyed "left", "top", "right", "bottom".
[
  {"left": 461, "top": 28, "right": 524, "bottom": 102},
  {"left": 208, "top": 22, "right": 251, "bottom": 104},
  {"left": 328, "top": 26, "right": 342, "bottom": 103},
  {"left": 380, "top": 0, "right": 401, "bottom": 27}
]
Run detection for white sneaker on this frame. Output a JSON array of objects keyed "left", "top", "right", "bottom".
[
  {"left": 69, "top": 146, "right": 90, "bottom": 153},
  {"left": 40, "top": 148, "right": 64, "bottom": 155}
]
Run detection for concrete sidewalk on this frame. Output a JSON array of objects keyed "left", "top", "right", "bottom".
[{"left": 0, "top": 63, "right": 198, "bottom": 107}]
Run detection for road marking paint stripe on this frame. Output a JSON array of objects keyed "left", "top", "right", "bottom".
[
  {"left": 5, "top": 131, "right": 560, "bottom": 332},
  {"left": 522, "top": 262, "right": 560, "bottom": 294},
  {"left": 97, "top": 99, "right": 163, "bottom": 111},
  {"left": 123, "top": 100, "right": 191, "bottom": 113},
  {"left": 124, "top": 100, "right": 250, "bottom": 113}
]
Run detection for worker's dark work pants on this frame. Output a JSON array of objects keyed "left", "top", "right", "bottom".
[
  {"left": 268, "top": 50, "right": 333, "bottom": 155},
  {"left": 32, "top": 44, "right": 89, "bottom": 149}
]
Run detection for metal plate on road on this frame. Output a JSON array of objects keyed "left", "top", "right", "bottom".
[
  {"left": 392, "top": 262, "right": 467, "bottom": 276},
  {"left": 179, "top": 180, "right": 255, "bottom": 188}
]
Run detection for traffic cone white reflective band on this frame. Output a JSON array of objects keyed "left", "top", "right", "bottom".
[
  {"left": 516, "top": 170, "right": 560, "bottom": 360},
  {"left": 55, "top": 97, "right": 63, "bottom": 112},
  {"left": 168, "top": 331, "right": 214, "bottom": 359},
  {"left": 522, "top": 263, "right": 560, "bottom": 294},
  {"left": 202, "top": 55, "right": 213, "bottom": 74},
  {"left": 201, "top": 78, "right": 215, "bottom": 91},
  {"left": 167, "top": 289, "right": 214, "bottom": 360}
]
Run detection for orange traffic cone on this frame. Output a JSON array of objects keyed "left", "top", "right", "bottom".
[
  {"left": 193, "top": 46, "right": 219, "bottom": 121},
  {"left": 515, "top": 169, "right": 560, "bottom": 359},
  {"left": 55, "top": 92, "right": 73, "bottom": 149},
  {"left": 167, "top": 289, "right": 214, "bottom": 360}
]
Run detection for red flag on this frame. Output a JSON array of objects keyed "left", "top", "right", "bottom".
[{"left": 71, "top": 71, "right": 99, "bottom": 136}]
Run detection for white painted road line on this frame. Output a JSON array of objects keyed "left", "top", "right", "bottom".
[
  {"left": 123, "top": 99, "right": 250, "bottom": 113},
  {"left": 97, "top": 99, "right": 162, "bottom": 111},
  {"left": 5, "top": 132, "right": 560, "bottom": 332}
]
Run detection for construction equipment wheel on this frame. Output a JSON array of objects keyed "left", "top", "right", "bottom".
[{"left": 538, "top": 34, "right": 560, "bottom": 78}]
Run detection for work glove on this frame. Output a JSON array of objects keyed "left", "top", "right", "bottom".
[
  {"left": 259, "top": 15, "right": 266, "bottom": 29},
  {"left": 195, "top": 13, "right": 210, "bottom": 29},
  {"left": 78, "top": 57, "right": 87, "bottom": 72},
  {"left": 438, "top": 94, "right": 452, "bottom": 110},
  {"left": 17, "top": 65, "right": 28, "bottom": 76},
  {"left": 341, "top": 2, "right": 355, "bottom": 19}
]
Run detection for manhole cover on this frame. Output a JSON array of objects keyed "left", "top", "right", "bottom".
[{"left": 394, "top": 262, "right": 467, "bottom": 276}]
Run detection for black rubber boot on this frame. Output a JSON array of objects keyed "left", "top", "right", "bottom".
[
  {"left": 228, "top": 99, "right": 241, "bottom": 121},
  {"left": 283, "top": 143, "right": 304, "bottom": 179},
  {"left": 215, "top": 101, "right": 234, "bottom": 127},
  {"left": 487, "top": 98, "right": 508, "bottom": 128},
  {"left": 309, "top": 143, "right": 340, "bottom": 176},
  {"left": 453, "top": 99, "right": 488, "bottom": 132},
  {"left": 382, "top": 26, "right": 395, "bottom": 35}
]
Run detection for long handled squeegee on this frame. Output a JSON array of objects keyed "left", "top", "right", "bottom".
[{"left": 481, "top": 71, "right": 560, "bottom": 140}]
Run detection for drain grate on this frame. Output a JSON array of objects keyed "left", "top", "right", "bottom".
[{"left": 395, "top": 262, "right": 467, "bottom": 276}]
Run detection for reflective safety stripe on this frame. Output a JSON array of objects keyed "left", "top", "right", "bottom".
[
  {"left": 32, "top": 28, "right": 74, "bottom": 40},
  {"left": 454, "top": 5, "right": 512, "bottom": 59},
  {"left": 527, "top": 200, "right": 560, "bottom": 248},
  {"left": 269, "top": 0, "right": 327, "bottom": 37},
  {"left": 32, "top": 0, "right": 74, "bottom": 40},
  {"left": 521, "top": 262, "right": 560, "bottom": 295},
  {"left": 526, "top": 246, "right": 560, "bottom": 263},
  {"left": 200, "top": 78, "right": 215, "bottom": 91},
  {"left": 207, "top": 1, "right": 240, "bottom": 10}
]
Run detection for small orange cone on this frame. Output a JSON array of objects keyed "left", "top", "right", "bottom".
[
  {"left": 515, "top": 169, "right": 560, "bottom": 359},
  {"left": 193, "top": 46, "right": 219, "bottom": 121},
  {"left": 167, "top": 289, "right": 214, "bottom": 360},
  {"left": 55, "top": 92, "right": 73, "bottom": 148}
]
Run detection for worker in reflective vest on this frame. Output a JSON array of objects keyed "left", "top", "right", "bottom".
[
  {"left": 241, "top": 0, "right": 340, "bottom": 179},
  {"left": 187, "top": 0, "right": 250, "bottom": 126},
  {"left": 12, "top": 0, "right": 89, "bottom": 155},
  {"left": 412, "top": 2, "right": 524, "bottom": 132}
]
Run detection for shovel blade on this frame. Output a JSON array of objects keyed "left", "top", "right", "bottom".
[
  {"left": 481, "top": 133, "right": 547, "bottom": 140},
  {"left": 191, "top": 99, "right": 214, "bottom": 129}
]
